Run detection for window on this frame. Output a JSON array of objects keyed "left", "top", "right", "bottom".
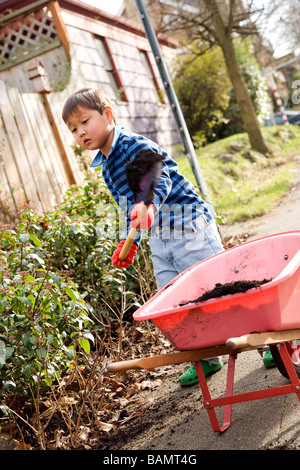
[
  {"left": 140, "top": 50, "right": 165, "bottom": 105},
  {"left": 95, "top": 37, "right": 128, "bottom": 102}
]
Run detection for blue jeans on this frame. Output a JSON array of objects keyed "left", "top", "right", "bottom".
[{"left": 149, "top": 220, "right": 224, "bottom": 291}]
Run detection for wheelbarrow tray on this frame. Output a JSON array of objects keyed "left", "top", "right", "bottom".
[{"left": 133, "top": 232, "right": 300, "bottom": 350}]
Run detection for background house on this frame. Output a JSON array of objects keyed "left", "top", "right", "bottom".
[{"left": 0, "top": 0, "right": 180, "bottom": 215}]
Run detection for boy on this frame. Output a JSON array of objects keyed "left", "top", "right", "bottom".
[{"left": 62, "top": 87, "right": 224, "bottom": 386}]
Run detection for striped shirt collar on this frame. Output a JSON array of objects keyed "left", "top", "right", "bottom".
[{"left": 90, "top": 125, "right": 123, "bottom": 168}]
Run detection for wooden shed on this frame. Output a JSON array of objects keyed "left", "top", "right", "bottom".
[{"left": 0, "top": 0, "right": 180, "bottom": 216}]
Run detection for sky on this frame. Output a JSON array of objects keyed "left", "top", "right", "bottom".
[
  {"left": 81, "top": 0, "right": 124, "bottom": 16},
  {"left": 248, "top": 0, "right": 294, "bottom": 58}
]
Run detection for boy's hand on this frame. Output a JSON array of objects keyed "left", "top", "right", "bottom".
[
  {"left": 130, "top": 202, "right": 154, "bottom": 230},
  {"left": 112, "top": 240, "right": 137, "bottom": 268}
]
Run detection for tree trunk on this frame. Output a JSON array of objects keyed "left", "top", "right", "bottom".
[
  {"left": 203, "top": 0, "right": 270, "bottom": 155},
  {"left": 220, "top": 36, "right": 270, "bottom": 154}
]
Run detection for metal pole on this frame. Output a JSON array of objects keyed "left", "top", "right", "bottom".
[
  {"left": 134, "top": 0, "right": 214, "bottom": 211},
  {"left": 263, "top": 56, "right": 300, "bottom": 75}
]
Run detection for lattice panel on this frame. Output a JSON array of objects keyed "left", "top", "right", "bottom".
[{"left": 0, "top": 7, "right": 61, "bottom": 71}]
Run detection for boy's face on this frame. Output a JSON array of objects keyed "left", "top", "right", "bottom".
[{"left": 66, "top": 105, "right": 114, "bottom": 155}]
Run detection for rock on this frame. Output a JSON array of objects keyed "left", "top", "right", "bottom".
[
  {"left": 242, "top": 150, "right": 267, "bottom": 164},
  {"left": 230, "top": 142, "right": 243, "bottom": 152},
  {"left": 216, "top": 153, "right": 238, "bottom": 163},
  {"left": 242, "top": 150, "right": 256, "bottom": 162}
]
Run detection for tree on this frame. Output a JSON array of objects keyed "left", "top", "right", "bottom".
[
  {"left": 220, "top": 39, "right": 270, "bottom": 138},
  {"left": 276, "top": 0, "right": 300, "bottom": 51},
  {"left": 173, "top": 39, "right": 269, "bottom": 142},
  {"left": 203, "top": 0, "right": 269, "bottom": 153},
  {"left": 173, "top": 45, "right": 231, "bottom": 145},
  {"left": 157, "top": 0, "right": 280, "bottom": 154}
]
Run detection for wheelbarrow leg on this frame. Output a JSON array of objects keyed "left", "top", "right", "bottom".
[
  {"left": 277, "top": 342, "right": 300, "bottom": 402},
  {"left": 194, "top": 354, "right": 237, "bottom": 433},
  {"left": 194, "top": 342, "right": 300, "bottom": 434}
]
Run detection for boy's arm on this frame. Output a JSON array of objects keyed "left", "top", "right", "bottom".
[
  {"left": 125, "top": 160, "right": 172, "bottom": 232},
  {"left": 150, "top": 159, "right": 173, "bottom": 209}
]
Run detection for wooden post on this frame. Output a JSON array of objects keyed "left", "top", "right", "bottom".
[
  {"left": 48, "top": 1, "right": 71, "bottom": 62},
  {"left": 42, "top": 94, "right": 76, "bottom": 186}
]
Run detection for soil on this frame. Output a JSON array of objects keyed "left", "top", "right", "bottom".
[{"left": 179, "top": 278, "right": 273, "bottom": 305}]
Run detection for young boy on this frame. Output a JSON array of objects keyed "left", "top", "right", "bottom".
[{"left": 62, "top": 87, "right": 224, "bottom": 386}]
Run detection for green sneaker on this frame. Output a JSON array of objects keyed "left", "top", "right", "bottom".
[
  {"left": 178, "top": 360, "right": 223, "bottom": 387},
  {"left": 263, "top": 349, "right": 276, "bottom": 368}
]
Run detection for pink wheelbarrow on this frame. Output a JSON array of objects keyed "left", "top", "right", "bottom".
[{"left": 108, "top": 231, "right": 300, "bottom": 433}]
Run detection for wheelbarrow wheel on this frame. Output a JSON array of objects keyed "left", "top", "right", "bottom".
[{"left": 269, "top": 341, "right": 300, "bottom": 379}]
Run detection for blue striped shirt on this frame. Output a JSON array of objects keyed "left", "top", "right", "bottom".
[{"left": 90, "top": 126, "right": 212, "bottom": 244}]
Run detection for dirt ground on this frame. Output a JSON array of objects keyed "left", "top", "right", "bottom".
[{"left": 108, "top": 154, "right": 300, "bottom": 452}]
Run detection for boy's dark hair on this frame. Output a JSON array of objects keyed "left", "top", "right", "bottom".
[{"left": 62, "top": 88, "right": 116, "bottom": 123}]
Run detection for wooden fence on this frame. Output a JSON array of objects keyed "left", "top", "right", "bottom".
[
  {"left": 0, "top": 0, "right": 180, "bottom": 223},
  {"left": 0, "top": 86, "right": 78, "bottom": 219}
]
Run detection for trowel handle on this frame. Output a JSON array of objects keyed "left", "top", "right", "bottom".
[
  {"left": 118, "top": 202, "right": 148, "bottom": 261},
  {"left": 118, "top": 228, "right": 139, "bottom": 261}
]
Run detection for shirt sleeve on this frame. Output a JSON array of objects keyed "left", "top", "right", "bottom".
[
  {"left": 128, "top": 136, "right": 174, "bottom": 210},
  {"left": 151, "top": 159, "right": 173, "bottom": 209},
  {"left": 116, "top": 134, "right": 175, "bottom": 245},
  {"left": 119, "top": 157, "right": 173, "bottom": 243}
]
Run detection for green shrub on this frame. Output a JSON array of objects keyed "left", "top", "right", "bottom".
[
  {"left": 0, "top": 174, "right": 155, "bottom": 397},
  {"left": 43, "top": 177, "right": 149, "bottom": 321},
  {"left": 0, "top": 225, "right": 93, "bottom": 396}
]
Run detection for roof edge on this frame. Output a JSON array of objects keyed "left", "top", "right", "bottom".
[{"left": 0, "top": 0, "right": 177, "bottom": 49}]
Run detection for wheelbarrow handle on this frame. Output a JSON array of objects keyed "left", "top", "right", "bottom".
[
  {"left": 107, "top": 348, "right": 224, "bottom": 372},
  {"left": 107, "top": 328, "right": 300, "bottom": 373},
  {"left": 107, "top": 344, "right": 250, "bottom": 372},
  {"left": 226, "top": 329, "right": 300, "bottom": 349}
]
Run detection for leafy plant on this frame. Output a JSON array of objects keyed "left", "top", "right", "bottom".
[
  {"left": 173, "top": 44, "right": 231, "bottom": 146},
  {"left": 0, "top": 173, "right": 155, "bottom": 399},
  {"left": 173, "top": 39, "right": 269, "bottom": 144},
  {"left": 0, "top": 225, "right": 93, "bottom": 396}
]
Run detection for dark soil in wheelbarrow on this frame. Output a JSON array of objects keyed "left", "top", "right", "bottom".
[{"left": 179, "top": 278, "right": 272, "bottom": 306}]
